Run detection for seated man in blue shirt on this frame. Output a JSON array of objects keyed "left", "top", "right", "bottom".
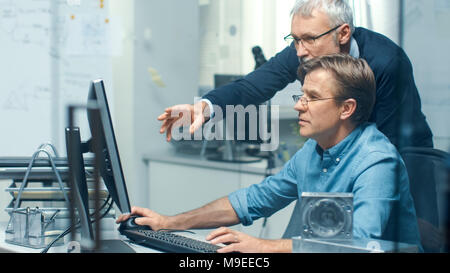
[{"left": 118, "top": 54, "right": 421, "bottom": 252}]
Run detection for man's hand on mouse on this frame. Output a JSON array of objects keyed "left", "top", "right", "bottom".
[{"left": 116, "top": 206, "right": 170, "bottom": 231}]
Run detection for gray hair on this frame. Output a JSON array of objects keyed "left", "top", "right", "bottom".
[{"left": 291, "top": 0, "right": 355, "bottom": 34}]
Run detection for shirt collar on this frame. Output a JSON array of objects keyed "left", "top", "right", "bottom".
[
  {"left": 349, "top": 37, "right": 360, "bottom": 58},
  {"left": 315, "top": 124, "right": 365, "bottom": 165}
]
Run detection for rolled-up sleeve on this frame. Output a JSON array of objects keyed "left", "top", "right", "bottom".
[{"left": 228, "top": 187, "right": 252, "bottom": 226}]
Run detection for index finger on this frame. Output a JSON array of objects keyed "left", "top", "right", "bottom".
[
  {"left": 130, "top": 206, "right": 153, "bottom": 217},
  {"left": 157, "top": 112, "right": 170, "bottom": 121},
  {"left": 115, "top": 213, "right": 132, "bottom": 223},
  {"left": 206, "top": 227, "right": 232, "bottom": 241},
  {"left": 157, "top": 107, "right": 175, "bottom": 120}
]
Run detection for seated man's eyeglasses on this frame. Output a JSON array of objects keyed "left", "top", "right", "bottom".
[
  {"left": 284, "top": 25, "right": 342, "bottom": 49},
  {"left": 292, "top": 94, "right": 345, "bottom": 107}
]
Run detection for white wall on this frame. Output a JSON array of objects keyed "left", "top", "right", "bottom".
[
  {"left": 199, "top": 0, "right": 243, "bottom": 87},
  {"left": 352, "top": 0, "right": 401, "bottom": 45},
  {"left": 353, "top": 0, "right": 449, "bottom": 151},
  {"left": 110, "top": 0, "right": 137, "bottom": 208},
  {"left": 402, "top": 0, "right": 450, "bottom": 151},
  {"left": 199, "top": 0, "right": 296, "bottom": 87},
  {"left": 110, "top": 0, "right": 200, "bottom": 208}
]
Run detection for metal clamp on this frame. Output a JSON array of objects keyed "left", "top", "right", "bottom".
[
  {"left": 12, "top": 143, "right": 69, "bottom": 211},
  {"left": 5, "top": 143, "right": 68, "bottom": 249}
]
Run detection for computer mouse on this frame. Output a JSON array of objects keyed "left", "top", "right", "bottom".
[{"left": 118, "top": 216, "right": 152, "bottom": 232}]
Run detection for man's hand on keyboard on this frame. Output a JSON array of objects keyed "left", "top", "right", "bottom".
[
  {"left": 116, "top": 206, "right": 170, "bottom": 231},
  {"left": 206, "top": 227, "right": 293, "bottom": 253},
  {"left": 206, "top": 227, "right": 268, "bottom": 253}
]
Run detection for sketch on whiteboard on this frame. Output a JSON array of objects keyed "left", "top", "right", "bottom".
[
  {"left": 0, "top": 0, "right": 51, "bottom": 48},
  {"left": 65, "top": 14, "right": 112, "bottom": 56},
  {"left": 2, "top": 83, "right": 52, "bottom": 111},
  {"left": 3, "top": 89, "right": 29, "bottom": 112}
]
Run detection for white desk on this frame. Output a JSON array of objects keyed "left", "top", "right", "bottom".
[
  {"left": 0, "top": 220, "right": 222, "bottom": 253},
  {"left": 0, "top": 221, "right": 158, "bottom": 253}
]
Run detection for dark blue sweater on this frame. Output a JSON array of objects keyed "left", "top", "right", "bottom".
[{"left": 203, "top": 27, "right": 433, "bottom": 148}]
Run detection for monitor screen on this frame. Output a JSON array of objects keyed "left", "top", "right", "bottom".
[{"left": 87, "top": 79, "right": 131, "bottom": 214}]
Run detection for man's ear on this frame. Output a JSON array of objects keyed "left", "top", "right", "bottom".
[
  {"left": 338, "top": 24, "right": 351, "bottom": 45},
  {"left": 340, "top": 98, "right": 357, "bottom": 121}
]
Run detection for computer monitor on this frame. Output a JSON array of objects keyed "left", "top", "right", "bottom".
[
  {"left": 65, "top": 127, "right": 94, "bottom": 244},
  {"left": 65, "top": 79, "right": 134, "bottom": 252},
  {"left": 87, "top": 79, "right": 131, "bottom": 214}
]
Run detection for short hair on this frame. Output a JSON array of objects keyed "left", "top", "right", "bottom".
[
  {"left": 298, "top": 54, "right": 376, "bottom": 126},
  {"left": 291, "top": 0, "right": 355, "bottom": 34}
]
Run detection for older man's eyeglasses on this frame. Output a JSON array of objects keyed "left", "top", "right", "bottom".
[
  {"left": 292, "top": 94, "right": 344, "bottom": 107},
  {"left": 284, "top": 25, "right": 342, "bottom": 49}
]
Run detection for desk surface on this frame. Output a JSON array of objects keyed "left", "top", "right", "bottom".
[
  {"left": 0, "top": 220, "right": 216, "bottom": 253},
  {"left": 0, "top": 221, "right": 157, "bottom": 253}
]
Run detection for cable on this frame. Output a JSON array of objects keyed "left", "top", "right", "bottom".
[
  {"left": 93, "top": 196, "right": 113, "bottom": 222},
  {"left": 41, "top": 221, "right": 80, "bottom": 253},
  {"left": 41, "top": 195, "right": 112, "bottom": 253}
]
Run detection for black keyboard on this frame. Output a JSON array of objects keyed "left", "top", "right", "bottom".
[{"left": 121, "top": 229, "right": 222, "bottom": 253}]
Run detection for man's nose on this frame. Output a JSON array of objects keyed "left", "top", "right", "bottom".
[
  {"left": 294, "top": 100, "right": 307, "bottom": 112},
  {"left": 296, "top": 42, "right": 309, "bottom": 59}
]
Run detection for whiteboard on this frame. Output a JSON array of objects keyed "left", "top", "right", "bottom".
[{"left": 0, "top": 0, "right": 114, "bottom": 157}]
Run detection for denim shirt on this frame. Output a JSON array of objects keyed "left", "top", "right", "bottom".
[{"left": 228, "top": 123, "right": 421, "bottom": 247}]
